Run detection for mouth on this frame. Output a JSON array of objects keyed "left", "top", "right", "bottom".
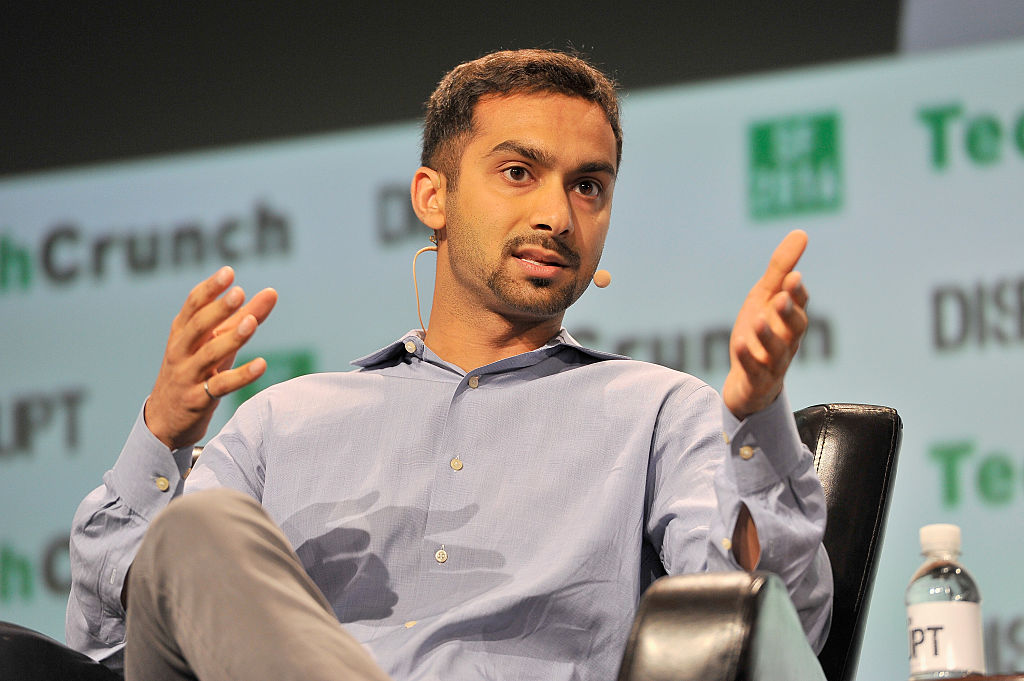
[
  {"left": 516, "top": 256, "right": 564, "bottom": 269},
  {"left": 503, "top": 236, "right": 582, "bottom": 283},
  {"left": 512, "top": 246, "right": 570, "bottom": 269},
  {"left": 511, "top": 248, "right": 570, "bottom": 280}
]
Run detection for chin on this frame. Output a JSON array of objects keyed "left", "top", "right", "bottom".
[{"left": 490, "top": 276, "right": 583, "bottom": 319}]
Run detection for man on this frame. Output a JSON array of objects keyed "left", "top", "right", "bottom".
[{"left": 67, "top": 49, "right": 831, "bottom": 680}]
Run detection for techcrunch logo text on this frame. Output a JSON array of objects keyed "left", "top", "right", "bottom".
[
  {"left": 919, "top": 101, "right": 1024, "bottom": 170},
  {"left": 0, "top": 202, "right": 290, "bottom": 294},
  {"left": 929, "top": 440, "right": 1022, "bottom": 508},
  {"left": 0, "top": 534, "right": 71, "bottom": 604},
  {"left": 748, "top": 111, "right": 843, "bottom": 220},
  {"left": 572, "top": 314, "right": 834, "bottom": 375}
]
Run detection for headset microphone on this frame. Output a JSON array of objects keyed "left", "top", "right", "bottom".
[
  {"left": 593, "top": 269, "right": 612, "bottom": 288},
  {"left": 412, "top": 233, "right": 439, "bottom": 332}
]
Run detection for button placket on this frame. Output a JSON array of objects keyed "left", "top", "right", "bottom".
[
  {"left": 426, "top": 373, "right": 483, "bottom": 564},
  {"left": 446, "top": 374, "right": 482, "bottom": 473}
]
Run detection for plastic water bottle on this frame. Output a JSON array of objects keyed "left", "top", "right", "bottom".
[{"left": 905, "top": 524, "right": 985, "bottom": 679}]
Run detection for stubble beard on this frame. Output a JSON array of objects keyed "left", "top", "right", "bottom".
[
  {"left": 486, "top": 265, "right": 581, "bottom": 319},
  {"left": 446, "top": 226, "right": 587, "bottom": 321}
]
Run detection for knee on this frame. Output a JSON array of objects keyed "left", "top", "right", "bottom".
[
  {"left": 146, "top": 488, "right": 263, "bottom": 553},
  {"left": 130, "top": 490, "right": 268, "bottom": 607}
]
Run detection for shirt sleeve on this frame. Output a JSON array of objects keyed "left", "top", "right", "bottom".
[
  {"left": 646, "top": 385, "right": 833, "bottom": 653},
  {"left": 65, "top": 405, "right": 194, "bottom": 672},
  {"left": 65, "top": 394, "right": 268, "bottom": 670}
]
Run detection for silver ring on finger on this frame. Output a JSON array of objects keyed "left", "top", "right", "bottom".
[{"left": 203, "top": 380, "right": 219, "bottom": 401}]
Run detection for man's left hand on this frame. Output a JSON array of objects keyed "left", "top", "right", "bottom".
[{"left": 722, "top": 230, "right": 809, "bottom": 421}]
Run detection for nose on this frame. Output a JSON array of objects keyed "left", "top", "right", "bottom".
[{"left": 531, "top": 185, "right": 574, "bottom": 238}]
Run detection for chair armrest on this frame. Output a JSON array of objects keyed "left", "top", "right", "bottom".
[
  {"left": 0, "top": 621, "right": 120, "bottom": 680},
  {"left": 617, "top": 572, "right": 827, "bottom": 681}
]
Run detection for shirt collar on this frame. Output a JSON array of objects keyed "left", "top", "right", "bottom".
[{"left": 351, "top": 328, "right": 627, "bottom": 370}]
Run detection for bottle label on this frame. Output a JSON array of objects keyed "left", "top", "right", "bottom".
[{"left": 907, "top": 601, "right": 986, "bottom": 675}]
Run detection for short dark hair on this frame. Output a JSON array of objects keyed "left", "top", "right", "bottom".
[{"left": 421, "top": 49, "right": 622, "bottom": 185}]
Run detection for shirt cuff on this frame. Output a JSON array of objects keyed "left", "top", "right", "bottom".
[
  {"left": 720, "top": 390, "right": 806, "bottom": 494},
  {"left": 107, "top": 402, "right": 195, "bottom": 519}
]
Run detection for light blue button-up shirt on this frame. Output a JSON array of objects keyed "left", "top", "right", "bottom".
[{"left": 67, "top": 330, "right": 832, "bottom": 679}]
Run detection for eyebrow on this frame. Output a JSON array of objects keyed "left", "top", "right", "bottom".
[{"left": 489, "top": 139, "right": 617, "bottom": 178}]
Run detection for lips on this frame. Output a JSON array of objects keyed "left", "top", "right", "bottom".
[{"left": 512, "top": 246, "right": 568, "bottom": 268}]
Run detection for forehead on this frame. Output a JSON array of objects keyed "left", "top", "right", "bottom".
[{"left": 465, "top": 92, "right": 617, "bottom": 168}]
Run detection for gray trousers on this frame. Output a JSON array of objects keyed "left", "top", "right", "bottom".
[{"left": 125, "top": 488, "right": 392, "bottom": 681}]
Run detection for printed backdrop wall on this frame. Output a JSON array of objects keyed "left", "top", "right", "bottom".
[{"left": 2, "top": 39, "right": 1023, "bottom": 678}]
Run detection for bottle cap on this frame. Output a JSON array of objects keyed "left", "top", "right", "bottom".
[{"left": 920, "top": 523, "right": 961, "bottom": 554}]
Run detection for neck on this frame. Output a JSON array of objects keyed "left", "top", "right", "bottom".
[{"left": 423, "top": 297, "right": 564, "bottom": 373}]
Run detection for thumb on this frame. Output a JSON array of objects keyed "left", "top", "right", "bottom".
[{"left": 757, "top": 230, "right": 808, "bottom": 294}]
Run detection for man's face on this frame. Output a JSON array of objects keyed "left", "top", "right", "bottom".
[{"left": 437, "top": 92, "right": 618, "bottom": 322}]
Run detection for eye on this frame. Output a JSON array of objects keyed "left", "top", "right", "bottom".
[
  {"left": 574, "top": 180, "right": 602, "bottom": 198},
  {"left": 502, "top": 166, "right": 531, "bottom": 183}
]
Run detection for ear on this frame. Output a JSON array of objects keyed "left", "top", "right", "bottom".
[{"left": 410, "top": 167, "right": 447, "bottom": 232}]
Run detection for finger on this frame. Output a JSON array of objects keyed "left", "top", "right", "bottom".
[
  {"left": 174, "top": 266, "right": 235, "bottom": 330},
  {"left": 755, "top": 315, "right": 798, "bottom": 373},
  {"left": 770, "top": 287, "right": 808, "bottom": 332},
  {"left": 204, "top": 357, "right": 268, "bottom": 400},
  {"left": 782, "top": 271, "right": 809, "bottom": 309},
  {"left": 213, "top": 288, "right": 278, "bottom": 336},
  {"left": 732, "top": 342, "right": 774, "bottom": 393},
  {"left": 733, "top": 322, "right": 771, "bottom": 368},
  {"left": 195, "top": 313, "right": 259, "bottom": 376},
  {"left": 756, "top": 230, "right": 808, "bottom": 295},
  {"left": 756, "top": 295, "right": 807, "bottom": 363},
  {"left": 172, "top": 285, "right": 248, "bottom": 357},
  {"left": 205, "top": 289, "right": 278, "bottom": 372},
  {"left": 735, "top": 337, "right": 788, "bottom": 397}
]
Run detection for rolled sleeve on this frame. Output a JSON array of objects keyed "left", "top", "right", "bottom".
[
  {"left": 652, "top": 388, "right": 833, "bottom": 654},
  {"left": 720, "top": 391, "right": 807, "bottom": 494},
  {"left": 109, "top": 407, "right": 194, "bottom": 519},
  {"left": 718, "top": 391, "right": 833, "bottom": 652},
  {"left": 66, "top": 404, "right": 193, "bottom": 669}
]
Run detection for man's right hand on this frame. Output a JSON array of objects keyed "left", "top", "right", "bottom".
[{"left": 145, "top": 266, "right": 278, "bottom": 450}]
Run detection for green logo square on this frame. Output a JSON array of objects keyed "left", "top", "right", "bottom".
[
  {"left": 749, "top": 112, "right": 843, "bottom": 220},
  {"left": 231, "top": 348, "right": 316, "bottom": 407}
]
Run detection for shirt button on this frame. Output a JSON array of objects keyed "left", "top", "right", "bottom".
[
  {"left": 722, "top": 432, "right": 730, "bottom": 444},
  {"left": 721, "top": 537, "right": 733, "bottom": 551},
  {"left": 450, "top": 458, "right": 464, "bottom": 471},
  {"left": 435, "top": 548, "right": 448, "bottom": 564},
  {"left": 739, "top": 446, "right": 755, "bottom": 460},
  {"left": 467, "top": 375, "right": 480, "bottom": 389},
  {"left": 404, "top": 340, "right": 417, "bottom": 353},
  {"left": 155, "top": 476, "right": 170, "bottom": 492}
]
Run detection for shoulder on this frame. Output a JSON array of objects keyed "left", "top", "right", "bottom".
[
  {"left": 557, "top": 353, "right": 722, "bottom": 422},
  {"left": 232, "top": 370, "right": 382, "bottom": 418},
  {"left": 583, "top": 355, "right": 713, "bottom": 397}
]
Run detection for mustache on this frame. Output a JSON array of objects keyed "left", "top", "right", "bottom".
[{"left": 502, "top": 234, "right": 581, "bottom": 269}]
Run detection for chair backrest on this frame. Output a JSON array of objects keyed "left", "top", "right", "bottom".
[{"left": 796, "top": 404, "right": 902, "bottom": 681}]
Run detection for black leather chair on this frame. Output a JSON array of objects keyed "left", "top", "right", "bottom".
[
  {"left": 0, "top": 621, "right": 120, "bottom": 681},
  {"left": 2, "top": 404, "right": 900, "bottom": 681},
  {"left": 617, "top": 403, "right": 902, "bottom": 681}
]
